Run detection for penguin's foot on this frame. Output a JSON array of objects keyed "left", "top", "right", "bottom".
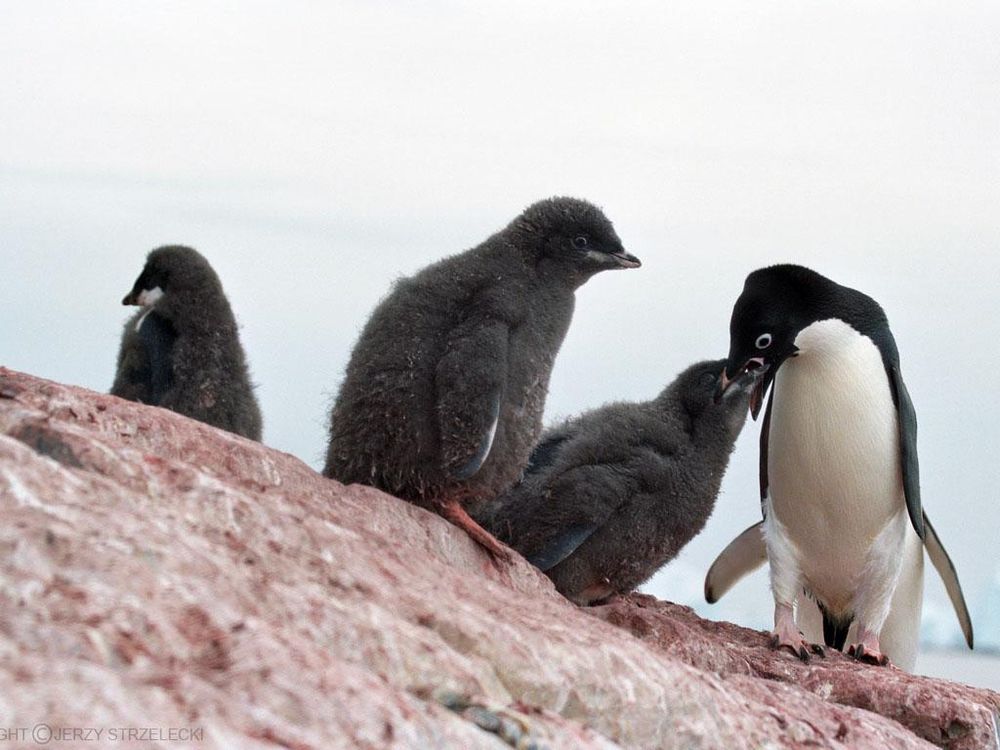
[
  {"left": 440, "top": 499, "right": 514, "bottom": 563},
  {"left": 771, "top": 603, "right": 825, "bottom": 662},
  {"left": 847, "top": 628, "right": 890, "bottom": 666},
  {"left": 568, "top": 580, "right": 616, "bottom": 606},
  {"left": 770, "top": 632, "right": 825, "bottom": 662}
]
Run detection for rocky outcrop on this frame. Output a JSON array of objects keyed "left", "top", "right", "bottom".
[{"left": 1, "top": 367, "right": 997, "bottom": 750}]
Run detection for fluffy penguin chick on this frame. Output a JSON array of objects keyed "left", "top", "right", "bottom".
[
  {"left": 111, "top": 245, "right": 262, "bottom": 440},
  {"left": 323, "top": 197, "right": 640, "bottom": 557},
  {"left": 480, "top": 359, "right": 750, "bottom": 603},
  {"left": 715, "top": 263, "right": 971, "bottom": 670}
]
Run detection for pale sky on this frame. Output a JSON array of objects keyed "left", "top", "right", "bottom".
[{"left": 2, "top": 1, "right": 998, "bottom": 666}]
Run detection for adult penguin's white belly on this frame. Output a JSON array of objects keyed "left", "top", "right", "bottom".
[{"left": 767, "top": 319, "right": 908, "bottom": 618}]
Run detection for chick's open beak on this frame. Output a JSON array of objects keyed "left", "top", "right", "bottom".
[
  {"left": 715, "top": 368, "right": 735, "bottom": 402},
  {"left": 715, "top": 357, "right": 771, "bottom": 420}
]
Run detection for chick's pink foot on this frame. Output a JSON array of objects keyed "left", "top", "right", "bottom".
[{"left": 440, "top": 499, "right": 513, "bottom": 563}]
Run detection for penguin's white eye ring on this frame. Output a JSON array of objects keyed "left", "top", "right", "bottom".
[
  {"left": 755, "top": 333, "right": 772, "bottom": 350},
  {"left": 572, "top": 235, "right": 588, "bottom": 249}
]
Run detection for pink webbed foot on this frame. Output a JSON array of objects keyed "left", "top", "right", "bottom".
[
  {"left": 847, "top": 627, "right": 890, "bottom": 666},
  {"left": 771, "top": 603, "right": 825, "bottom": 662}
]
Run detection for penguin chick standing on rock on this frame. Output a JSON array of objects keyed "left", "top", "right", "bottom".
[
  {"left": 323, "top": 197, "right": 641, "bottom": 558},
  {"left": 713, "top": 264, "right": 971, "bottom": 670},
  {"left": 111, "top": 245, "right": 263, "bottom": 441},
  {"left": 479, "top": 359, "right": 751, "bottom": 604}
]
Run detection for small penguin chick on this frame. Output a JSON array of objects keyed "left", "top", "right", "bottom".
[
  {"left": 323, "top": 197, "right": 640, "bottom": 559},
  {"left": 111, "top": 245, "right": 263, "bottom": 441},
  {"left": 479, "top": 359, "right": 750, "bottom": 603}
]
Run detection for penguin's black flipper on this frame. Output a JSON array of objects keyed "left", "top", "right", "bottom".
[
  {"left": 522, "top": 423, "right": 577, "bottom": 477},
  {"left": 138, "top": 311, "right": 176, "bottom": 404},
  {"left": 527, "top": 523, "right": 598, "bottom": 571},
  {"left": 887, "top": 363, "right": 924, "bottom": 539},
  {"left": 436, "top": 319, "right": 509, "bottom": 480},
  {"left": 514, "top": 457, "right": 633, "bottom": 571},
  {"left": 923, "top": 512, "right": 973, "bottom": 648}
]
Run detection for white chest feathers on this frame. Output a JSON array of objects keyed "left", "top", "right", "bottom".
[
  {"left": 133, "top": 286, "right": 164, "bottom": 332},
  {"left": 766, "top": 319, "right": 905, "bottom": 601}
]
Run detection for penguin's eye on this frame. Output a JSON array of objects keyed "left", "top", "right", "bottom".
[
  {"left": 755, "top": 333, "right": 772, "bottom": 350},
  {"left": 572, "top": 236, "right": 588, "bottom": 249},
  {"left": 699, "top": 372, "right": 718, "bottom": 387}
]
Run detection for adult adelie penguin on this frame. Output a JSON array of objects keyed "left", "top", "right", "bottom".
[
  {"left": 111, "top": 245, "right": 263, "bottom": 440},
  {"left": 712, "top": 264, "right": 971, "bottom": 669},
  {"left": 480, "top": 359, "right": 750, "bottom": 604},
  {"left": 323, "top": 197, "right": 640, "bottom": 558}
]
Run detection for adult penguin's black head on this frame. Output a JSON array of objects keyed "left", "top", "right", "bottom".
[
  {"left": 121, "top": 245, "right": 220, "bottom": 307},
  {"left": 715, "top": 264, "right": 845, "bottom": 419}
]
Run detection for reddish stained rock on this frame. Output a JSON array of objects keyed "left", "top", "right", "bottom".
[
  {"left": 591, "top": 596, "right": 999, "bottom": 750},
  {"left": 0, "top": 367, "right": 996, "bottom": 749}
]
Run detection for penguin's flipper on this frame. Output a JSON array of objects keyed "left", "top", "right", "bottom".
[
  {"left": 137, "top": 310, "right": 176, "bottom": 404},
  {"left": 758, "top": 389, "right": 774, "bottom": 512},
  {"left": 527, "top": 523, "right": 599, "bottom": 571},
  {"left": 436, "top": 319, "right": 509, "bottom": 480},
  {"left": 704, "top": 521, "right": 767, "bottom": 603},
  {"left": 887, "top": 363, "right": 924, "bottom": 539},
  {"left": 523, "top": 423, "right": 576, "bottom": 476},
  {"left": 923, "top": 512, "right": 973, "bottom": 648},
  {"left": 449, "top": 389, "right": 501, "bottom": 480},
  {"left": 110, "top": 313, "right": 153, "bottom": 402},
  {"left": 517, "top": 455, "right": 635, "bottom": 571}
]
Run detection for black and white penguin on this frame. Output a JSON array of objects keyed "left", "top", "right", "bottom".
[
  {"left": 712, "top": 264, "right": 971, "bottom": 669},
  {"left": 323, "top": 197, "right": 640, "bottom": 558},
  {"left": 111, "top": 245, "right": 263, "bottom": 441},
  {"left": 480, "top": 359, "right": 750, "bottom": 604}
]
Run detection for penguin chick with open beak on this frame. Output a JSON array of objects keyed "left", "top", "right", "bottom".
[
  {"left": 478, "top": 359, "right": 750, "bottom": 603},
  {"left": 713, "top": 264, "right": 971, "bottom": 669}
]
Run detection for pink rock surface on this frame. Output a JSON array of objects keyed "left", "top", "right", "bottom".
[{"left": 0, "top": 367, "right": 996, "bottom": 749}]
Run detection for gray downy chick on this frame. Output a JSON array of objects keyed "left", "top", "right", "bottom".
[
  {"left": 323, "top": 197, "right": 640, "bottom": 558},
  {"left": 111, "top": 245, "right": 263, "bottom": 440},
  {"left": 480, "top": 359, "right": 750, "bottom": 602}
]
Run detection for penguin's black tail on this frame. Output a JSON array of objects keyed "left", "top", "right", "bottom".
[{"left": 822, "top": 612, "right": 853, "bottom": 651}]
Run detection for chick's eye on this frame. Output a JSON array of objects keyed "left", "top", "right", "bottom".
[
  {"left": 755, "top": 333, "right": 772, "bottom": 350},
  {"left": 572, "top": 236, "right": 588, "bottom": 249},
  {"left": 699, "top": 372, "right": 718, "bottom": 387}
]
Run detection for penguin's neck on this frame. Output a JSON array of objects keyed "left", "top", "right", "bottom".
[{"left": 653, "top": 392, "right": 727, "bottom": 446}]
